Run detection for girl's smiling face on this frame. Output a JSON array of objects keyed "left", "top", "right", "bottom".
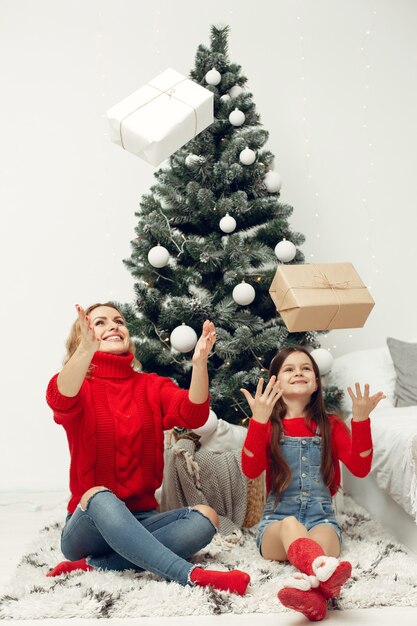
[
  {"left": 277, "top": 351, "right": 318, "bottom": 399},
  {"left": 89, "top": 306, "right": 130, "bottom": 355}
]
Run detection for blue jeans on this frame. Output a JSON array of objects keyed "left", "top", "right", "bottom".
[{"left": 61, "top": 489, "right": 217, "bottom": 586}]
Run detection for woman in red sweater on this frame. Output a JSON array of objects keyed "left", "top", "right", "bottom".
[
  {"left": 240, "top": 346, "right": 385, "bottom": 620},
  {"left": 45, "top": 302, "right": 249, "bottom": 596}
]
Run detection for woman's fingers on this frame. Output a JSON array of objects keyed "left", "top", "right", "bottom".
[
  {"left": 196, "top": 321, "right": 216, "bottom": 355},
  {"left": 201, "top": 319, "right": 215, "bottom": 337}
]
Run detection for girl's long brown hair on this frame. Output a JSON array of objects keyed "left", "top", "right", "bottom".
[
  {"left": 268, "top": 346, "right": 336, "bottom": 500},
  {"left": 64, "top": 302, "right": 140, "bottom": 370}
]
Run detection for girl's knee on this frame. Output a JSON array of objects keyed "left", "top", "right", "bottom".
[
  {"left": 79, "top": 486, "right": 109, "bottom": 511},
  {"left": 192, "top": 505, "right": 219, "bottom": 529},
  {"left": 280, "top": 515, "right": 304, "bottom": 533}
]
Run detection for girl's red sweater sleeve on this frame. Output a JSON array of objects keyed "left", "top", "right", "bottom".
[
  {"left": 241, "top": 419, "right": 271, "bottom": 479},
  {"left": 331, "top": 416, "right": 373, "bottom": 477}
]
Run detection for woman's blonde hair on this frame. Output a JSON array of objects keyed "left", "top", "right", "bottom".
[{"left": 64, "top": 302, "right": 140, "bottom": 370}]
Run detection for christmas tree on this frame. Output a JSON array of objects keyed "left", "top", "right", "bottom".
[{"left": 121, "top": 25, "right": 341, "bottom": 425}]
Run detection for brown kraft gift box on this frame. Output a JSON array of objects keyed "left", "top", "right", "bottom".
[{"left": 269, "top": 262, "right": 375, "bottom": 332}]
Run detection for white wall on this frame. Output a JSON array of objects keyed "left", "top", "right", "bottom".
[{"left": 1, "top": 0, "right": 416, "bottom": 491}]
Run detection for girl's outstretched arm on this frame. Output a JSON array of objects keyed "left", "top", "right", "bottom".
[{"left": 347, "top": 382, "right": 385, "bottom": 457}]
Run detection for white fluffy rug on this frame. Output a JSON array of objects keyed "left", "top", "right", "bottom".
[{"left": 1, "top": 497, "right": 417, "bottom": 619}]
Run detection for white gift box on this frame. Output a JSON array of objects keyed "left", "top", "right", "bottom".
[{"left": 107, "top": 68, "right": 214, "bottom": 166}]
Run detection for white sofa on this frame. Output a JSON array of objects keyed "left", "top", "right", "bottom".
[{"left": 327, "top": 343, "right": 417, "bottom": 556}]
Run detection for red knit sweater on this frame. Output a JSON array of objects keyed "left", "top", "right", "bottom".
[
  {"left": 241, "top": 415, "right": 373, "bottom": 495},
  {"left": 46, "top": 352, "right": 210, "bottom": 514}
]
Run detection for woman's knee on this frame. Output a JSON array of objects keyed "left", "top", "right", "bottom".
[
  {"left": 79, "top": 486, "right": 109, "bottom": 511},
  {"left": 192, "top": 505, "right": 219, "bottom": 529}
]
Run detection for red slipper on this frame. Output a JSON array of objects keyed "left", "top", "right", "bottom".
[
  {"left": 314, "top": 558, "right": 352, "bottom": 598},
  {"left": 278, "top": 587, "right": 327, "bottom": 622},
  {"left": 46, "top": 558, "right": 93, "bottom": 577}
]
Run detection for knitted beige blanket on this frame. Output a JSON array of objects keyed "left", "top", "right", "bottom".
[{"left": 160, "top": 437, "right": 248, "bottom": 538}]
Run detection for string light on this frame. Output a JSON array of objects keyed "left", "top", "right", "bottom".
[
  {"left": 358, "top": 6, "right": 380, "bottom": 280},
  {"left": 295, "top": 8, "right": 379, "bottom": 350},
  {"left": 153, "top": 2, "right": 162, "bottom": 65},
  {"left": 295, "top": 14, "right": 322, "bottom": 260},
  {"left": 96, "top": 8, "right": 116, "bottom": 300}
]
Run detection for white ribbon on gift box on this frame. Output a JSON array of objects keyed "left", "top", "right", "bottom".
[
  {"left": 119, "top": 80, "right": 197, "bottom": 149},
  {"left": 107, "top": 68, "right": 214, "bottom": 166}
]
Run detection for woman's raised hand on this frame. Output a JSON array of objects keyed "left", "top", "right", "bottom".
[
  {"left": 192, "top": 320, "right": 216, "bottom": 366},
  {"left": 75, "top": 304, "right": 100, "bottom": 355},
  {"left": 347, "top": 383, "right": 386, "bottom": 422},
  {"left": 240, "top": 376, "right": 282, "bottom": 424}
]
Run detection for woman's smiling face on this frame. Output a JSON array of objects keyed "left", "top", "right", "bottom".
[{"left": 89, "top": 306, "right": 130, "bottom": 355}]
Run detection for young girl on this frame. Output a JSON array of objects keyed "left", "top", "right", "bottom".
[
  {"left": 45, "top": 302, "right": 249, "bottom": 595},
  {"left": 240, "top": 346, "right": 384, "bottom": 621}
]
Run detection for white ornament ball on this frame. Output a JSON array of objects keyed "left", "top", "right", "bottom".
[
  {"left": 185, "top": 154, "right": 204, "bottom": 167},
  {"left": 205, "top": 68, "right": 221, "bottom": 86},
  {"left": 264, "top": 170, "right": 282, "bottom": 193},
  {"left": 229, "top": 108, "right": 245, "bottom": 126},
  {"left": 220, "top": 94, "right": 231, "bottom": 102},
  {"left": 170, "top": 324, "right": 198, "bottom": 353},
  {"left": 239, "top": 147, "right": 256, "bottom": 165},
  {"left": 274, "top": 239, "right": 297, "bottom": 263},
  {"left": 219, "top": 213, "right": 237, "bottom": 233},
  {"left": 310, "top": 348, "right": 334, "bottom": 375},
  {"left": 192, "top": 409, "right": 218, "bottom": 437},
  {"left": 147, "top": 245, "right": 170, "bottom": 268},
  {"left": 229, "top": 85, "right": 244, "bottom": 98},
  {"left": 232, "top": 282, "right": 256, "bottom": 306}
]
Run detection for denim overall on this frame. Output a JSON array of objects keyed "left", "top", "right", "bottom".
[{"left": 256, "top": 426, "right": 341, "bottom": 551}]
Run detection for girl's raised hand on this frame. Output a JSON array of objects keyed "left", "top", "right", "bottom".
[
  {"left": 192, "top": 320, "right": 216, "bottom": 366},
  {"left": 75, "top": 304, "right": 100, "bottom": 354},
  {"left": 347, "top": 383, "right": 386, "bottom": 422},
  {"left": 240, "top": 376, "right": 283, "bottom": 424}
]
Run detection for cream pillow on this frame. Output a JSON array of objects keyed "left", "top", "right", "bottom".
[
  {"left": 199, "top": 419, "right": 247, "bottom": 453},
  {"left": 327, "top": 346, "right": 396, "bottom": 415}
]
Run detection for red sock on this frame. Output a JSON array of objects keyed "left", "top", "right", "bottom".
[
  {"left": 46, "top": 558, "right": 93, "bottom": 577},
  {"left": 287, "top": 537, "right": 323, "bottom": 575},
  {"left": 287, "top": 537, "right": 351, "bottom": 598},
  {"left": 190, "top": 567, "right": 250, "bottom": 595},
  {"left": 278, "top": 587, "right": 327, "bottom": 622}
]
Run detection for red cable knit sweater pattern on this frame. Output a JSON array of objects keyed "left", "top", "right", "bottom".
[
  {"left": 241, "top": 415, "right": 373, "bottom": 495},
  {"left": 46, "top": 352, "right": 210, "bottom": 514}
]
